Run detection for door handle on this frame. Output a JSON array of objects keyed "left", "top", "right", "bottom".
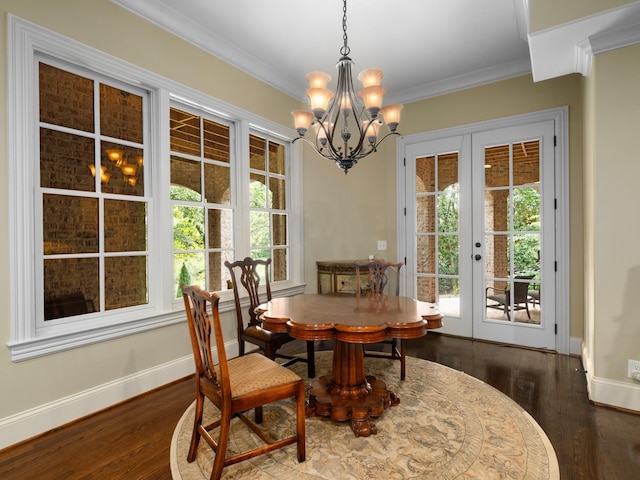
[{"left": 474, "top": 254, "right": 482, "bottom": 261}]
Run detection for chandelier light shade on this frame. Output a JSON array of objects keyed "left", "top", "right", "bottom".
[{"left": 291, "top": 0, "right": 403, "bottom": 174}]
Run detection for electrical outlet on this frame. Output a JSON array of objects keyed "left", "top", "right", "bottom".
[
  {"left": 377, "top": 240, "right": 387, "bottom": 251},
  {"left": 628, "top": 360, "right": 640, "bottom": 379}
]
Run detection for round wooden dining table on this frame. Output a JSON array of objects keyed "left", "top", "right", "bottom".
[{"left": 257, "top": 294, "right": 442, "bottom": 437}]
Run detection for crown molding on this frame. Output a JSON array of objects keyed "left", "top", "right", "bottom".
[{"left": 528, "top": 2, "right": 640, "bottom": 81}]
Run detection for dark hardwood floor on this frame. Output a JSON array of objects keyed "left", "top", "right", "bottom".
[{"left": 1, "top": 333, "right": 639, "bottom": 479}]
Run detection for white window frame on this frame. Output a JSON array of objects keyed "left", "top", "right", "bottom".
[{"left": 7, "top": 16, "right": 304, "bottom": 361}]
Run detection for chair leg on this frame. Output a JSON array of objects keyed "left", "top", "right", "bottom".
[
  {"left": 400, "top": 339, "right": 406, "bottom": 381},
  {"left": 187, "top": 392, "right": 205, "bottom": 462},
  {"left": 295, "top": 382, "right": 306, "bottom": 462},
  {"left": 306, "top": 340, "right": 315, "bottom": 378},
  {"left": 210, "top": 409, "right": 232, "bottom": 480},
  {"left": 254, "top": 406, "right": 263, "bottom": 424}
]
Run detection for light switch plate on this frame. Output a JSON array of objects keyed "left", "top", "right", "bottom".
[{"left": 377, "top": 240, "right": 387, "bottom": 250}]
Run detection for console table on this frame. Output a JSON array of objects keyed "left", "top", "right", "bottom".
[{"left": 316, "top": 260, "right": 368, "bottom": 294}]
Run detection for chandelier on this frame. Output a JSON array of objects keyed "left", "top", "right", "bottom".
[{"left": 291, "top": 0, "right": 403, "bottom": 174}]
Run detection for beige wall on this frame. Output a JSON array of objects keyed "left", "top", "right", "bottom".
[
  {"left": 586, "top": 43, "right": 640, "bottom": 382},
  {"left": 528, "top": 0, "right": 637, "bottom": 33}
]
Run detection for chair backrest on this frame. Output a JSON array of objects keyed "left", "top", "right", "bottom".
[
  {"left": 225, "top": 257, "right": 272, "bottom": 329},
  {"left": 513, "top": 275, "right": 534, "bottom": 303},
  {"left": 355, "top": 260, "right": 404, "bottom": 298},
  {"left": 181, "top": 285, "right": 231, "bottom": 398}
]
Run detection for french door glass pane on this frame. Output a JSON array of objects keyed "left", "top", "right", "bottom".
[
  {"left": 415, "top": 152, "right": 460, "bottom": 314},
  {"left": 483, "top": 140, "right": 541, "bottom": 324}
]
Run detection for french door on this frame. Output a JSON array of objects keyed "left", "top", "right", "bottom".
[{"left": 402, "top": 118, "right": 557, "bottom": 350}]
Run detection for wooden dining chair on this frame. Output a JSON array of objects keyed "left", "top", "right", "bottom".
[
  {"left": 225, "top": 257, "right": 315, "bottom": 378},
  {"left": 181, "top": 285, "right": 305, "bottom": 480},
  {"left": 355, "top": 260, "right": 407, "bottom": 380}
]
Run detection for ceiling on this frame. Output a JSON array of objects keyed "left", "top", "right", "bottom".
[{"left": 112, "top": 0, "right": 533, "bottom": 105}]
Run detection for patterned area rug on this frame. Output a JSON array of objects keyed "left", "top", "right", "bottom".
[{"left": 171, "top": 352, "right": 559, "bottom": 479}]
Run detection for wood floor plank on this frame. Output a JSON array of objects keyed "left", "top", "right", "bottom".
[{"left": 1, "top": 333, "right": 639, "bottom": 479}]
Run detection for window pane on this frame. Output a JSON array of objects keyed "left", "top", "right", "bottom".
[
  {"left": 39, "top": 63, "right": 94, "bottom": 132},
  {"left": 105, "top": 256, "right": 148, "bottom": 309},
  {"left": 171, "top": 156, "right": 201, "bottom": 200},
  {"left": 43, "top": 194, "right": 98, "bottom": 254},
  {"left": 170, "top": 107, "right": 201, "bottom": 156},
  {"left": 173, "top": 206, "right": 205, "bottom": 249},
  {"left": 250, "top": 211, "right": 270, "bottom": 247},
  {"left": 416, "top": 155, "right": 435, "bottom": 193},
  {"left": 249, "top": 134, "right": 266, "bottom": 170},
  {"left": 203, "top": 118, "right": 230, "bottom": 163},
  {"left": 105, "top": 200, "right": 147, "bottom": 252},
  {"left": 174, "top": 253, "right": 205, "bottom": 296},
  {"left": 40, "top": 129, "right": 95, "bottom": 192},
  {"left": 100, "top": 85, "right": 143, "bottom": 144},
  {"left": 273, "top": 248, "right": 287, "bottom": 281},
  {"left": 269, "top": 141, "right": 285, "bottom": 174},
  {"left": 250, "top": 176, "right": 267, "bottom": 208},
  {"left": 269, "top": 177, "right": 285, "bottom": 210},
  {"left": 204, "top": 162, "right": 230, "bottom": 204},
  {"left": 44, "top": 258, "right": 99, "bottom": 320},
  {"left": 273, "top": 213, "right": 287, "bottom": 246},
  {"left": 208, "top": 251, "right": 234, "bottom": 292},
  {"left": 101, "top": 142, "right": 144, "bottom": 197},
  {"left": 207, "top": 208, "right": 233, "bottom": 249}
]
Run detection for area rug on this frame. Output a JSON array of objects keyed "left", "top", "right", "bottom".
[{"left": 171, "top": 352, "right": 559, "bottom": 479}]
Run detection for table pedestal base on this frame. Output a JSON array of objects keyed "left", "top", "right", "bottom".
[{"left": 305, "top": 341, "right": 400, "bottom": 437}]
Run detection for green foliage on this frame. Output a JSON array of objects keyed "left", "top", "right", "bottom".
[{"left": 176, "top": 262, "right": 191, "bottom": 298}]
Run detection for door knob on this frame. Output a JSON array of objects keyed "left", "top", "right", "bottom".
[
  {"left": 475, "top": 254, "right": 482, "bottom": 261},
  {"left": 475, "top": 242, "right": 481, "bottom": 248}
]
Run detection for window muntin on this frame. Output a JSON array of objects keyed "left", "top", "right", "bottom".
[
  {"left": 170, "top": 107, "right": 234, "bottom": 296},
  {"left": 38, "top": 60, "right": 149, "bottom": 323},
  {"left": 249, "top": 134, "right": 289, "bottom": 282}
]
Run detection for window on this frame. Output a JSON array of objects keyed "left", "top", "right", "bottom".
[
  {"left": 170, "top": 106, "right": 234, "bottom": 295},
  {"left": 39, "top": 61, "right": 150, "bottom": 326},
  {"left": 249, "top": 133, "right": 289, "bottom": 282},
  {"left": 8, "top": 17, "right": 303, "bottom": 361}
]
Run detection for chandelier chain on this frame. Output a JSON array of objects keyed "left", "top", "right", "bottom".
[{"left": 341, "top": 0, "right": 349, "bottom": 56}]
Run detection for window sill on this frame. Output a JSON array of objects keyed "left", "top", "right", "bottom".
[{"left": 8, "top": 282, "right": 306, "bottom": 362}]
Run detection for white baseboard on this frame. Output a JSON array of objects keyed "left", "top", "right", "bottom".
[
  {"left": 569, "top": 336, "right": 582, "bottom": 356},
  {"left": 586, "top": 371, "right": 640, "bottom": 413},
  {"left": 581, "top": 342, "right": 640, "bottom": 413},
  {"left": 0, "top": 340, "right": 240, "bottom": 450}
]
